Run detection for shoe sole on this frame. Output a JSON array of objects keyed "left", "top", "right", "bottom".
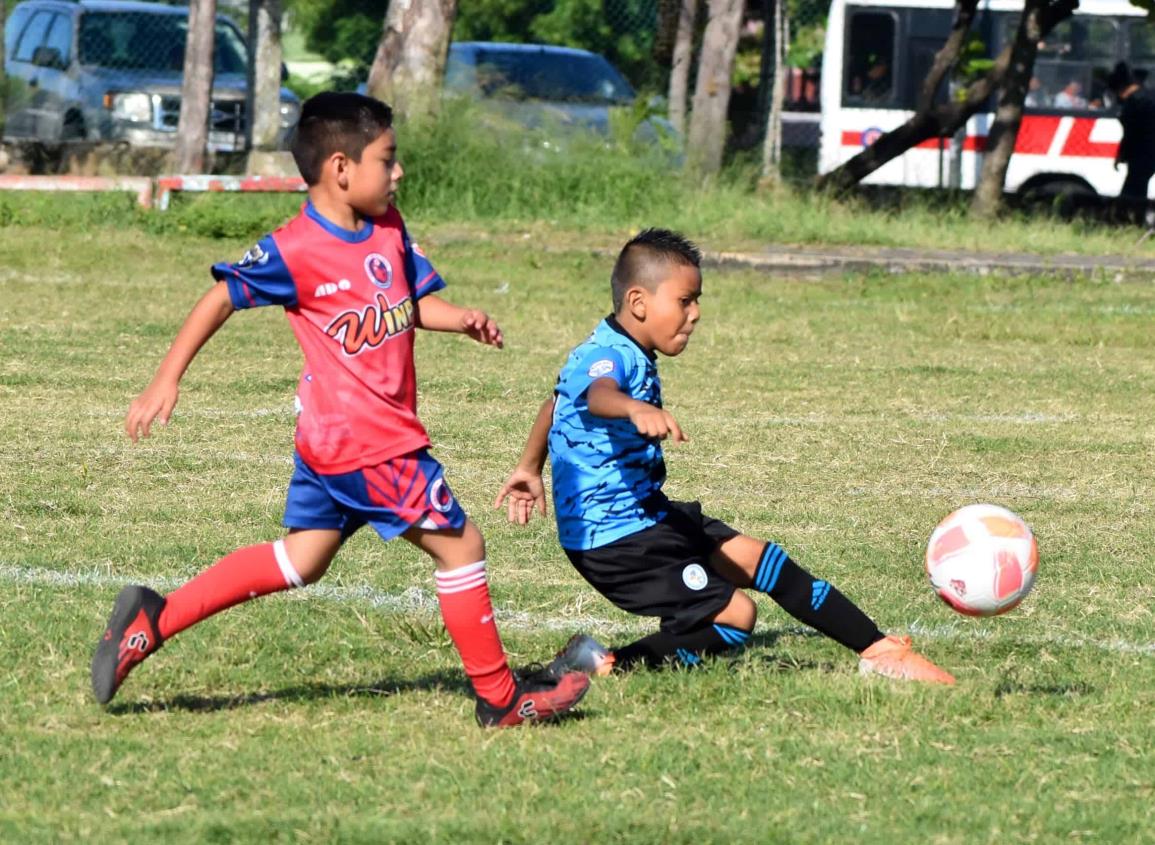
[
  {"left": 91, "top": 586, "right": 146, "bottom": 704},
  {"left": 859, "top": 659, "right": 955, "bottom": 685}
]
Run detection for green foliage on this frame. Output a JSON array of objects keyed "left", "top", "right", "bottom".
[
  {"left": 955, "top": 35, "right": 994, "bottom": 85},
  {"left": 450, "top": 0, "right": 660, "bottom": 90},
  {"left": 289, "top": 0, "right": 386, "bottom": 73}
]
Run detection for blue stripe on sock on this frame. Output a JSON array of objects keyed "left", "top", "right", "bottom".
[
  {"left": 755, "top": 544, "right": 786, "bottom": 593},
  {"left": 675, "top": 648, "right": 702, "bottom": 666},
  {"left": 811, "top": 580, "right": 831, "bottom": 610},
  {"left": 713, "top": 623, "right": 751, "bottom": 646}
]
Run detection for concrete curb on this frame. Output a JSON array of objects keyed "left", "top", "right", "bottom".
[{"left": 704, "top": 245, "right": 1155, "bottom": 277}]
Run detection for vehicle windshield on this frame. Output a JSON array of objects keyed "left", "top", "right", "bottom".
[
  {"left": 78, "top": 12, "right": 247, "bottom": 74},
  {"left": 460, "top": 48, "right": 634, "bottom": 105}
]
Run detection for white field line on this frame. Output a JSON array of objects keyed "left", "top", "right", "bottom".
[
  {"left": 2, "top": 564, "right": 1152, "bottom": 657},
  {"left": 82, "top": 408, "right": 1087, "bottom": 425}
]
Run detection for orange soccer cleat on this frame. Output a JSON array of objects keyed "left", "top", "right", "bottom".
[{"left": 858, "top": 635, "right": 956, "bottom": 685}]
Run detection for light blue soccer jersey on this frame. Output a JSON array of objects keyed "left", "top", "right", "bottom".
[{"left": 550, "top": 316, "right": 669, "bottom": 550}]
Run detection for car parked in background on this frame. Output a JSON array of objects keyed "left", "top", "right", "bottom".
[
  {"left": 359, "top": 42, "right": 676, "bottom": 146},
  {"left": 2, "top": 0, "right": 300, "bottom": 151},
  {"left": 444, "top": 42, "right": 675, "bottom": 144}
]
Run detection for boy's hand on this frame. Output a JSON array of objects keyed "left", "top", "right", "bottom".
[
  {"left": 462, "top": 310, "right": 504, "bottom": 348},
  {"left": 628, "top": 404, "right": 688, "bottom": 443},
  {"left": 493, "top": 467, "right": 547, "bottom": 524},
  {"left": 125, "top": 379, "right": 180, "bottom": 443}
]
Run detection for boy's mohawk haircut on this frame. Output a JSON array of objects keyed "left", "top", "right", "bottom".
[
  {"left": 611, "top": 228, "right": 702, "bottom": 312},
  {"left": 291, "top": 92, "right": 394, "bottom": 186}
]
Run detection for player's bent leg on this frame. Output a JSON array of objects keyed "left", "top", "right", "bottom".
[
  {"left": 713, "top": 534, "right": 886, "bottom": 654},
  {"left": 711, "top": 534, "right": 954, "bottom": 683},
  {"left": 611, "top": 593, "right": 755, "bottom": 671}
]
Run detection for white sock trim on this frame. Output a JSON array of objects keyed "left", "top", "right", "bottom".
[
  {"left": 436, "top": 559, "right": 487, "bottom": 594},
  {"left": 273, "top": 539, "right": 305, "bottom": 588}
]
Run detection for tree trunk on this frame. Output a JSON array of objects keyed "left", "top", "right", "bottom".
[
  {"left": 971, "top": 0, "right": 1045, "bottom": 218},
  {"left": 247, "top": 0, "right": 284, "bottom": 151},
  {"left": 366, "top": 0, "right": 457, "bottom": 123},
  {"left": 760, "top": 0, "right": 787, "bottom": 181},
  {"left": 686, "top": 0, "right": 744, "bottom": 177},
  {"left": 667, "top": 0, "right": 697, "bottom": 136},
  {"left": 175, "top": 0, "right": 217, "bottom": 173},
  {"left": 817, "top": 0, "right": 1076, "bottom": 196},
  {"left": 1, "top": 0, "right": 9, "bottom": 139}
]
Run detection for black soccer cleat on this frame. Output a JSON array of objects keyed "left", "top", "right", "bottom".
[
  {"left": 542, "top": 634, "right": 615, "bottom": 680},
  {"left": 91, "top": 585, "right": 166, "bottom": 704},
  {"left": 474, "top": 669, "right": 590, "bottom": 728}
]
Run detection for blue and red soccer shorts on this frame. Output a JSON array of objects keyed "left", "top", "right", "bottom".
[{"left": 283, "top": 448, "right": 466, "bottom": 541}]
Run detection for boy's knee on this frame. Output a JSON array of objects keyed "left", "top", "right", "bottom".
[
  {"left": 281, "top": 530, "right": 341, "bottom": 584},
  {"left": 713, "top": 590, "right": 756, "bottom": 632}
]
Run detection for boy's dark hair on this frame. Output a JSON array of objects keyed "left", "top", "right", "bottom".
[
  {"left": 610, "top": 228, "right": 702, "bottom": 312},
  {"left": 290, "top": 92, "right": 394, "bottom": 185},
  {"left": 1107, "top": 61, "right": 1134, "bottom": 95}
]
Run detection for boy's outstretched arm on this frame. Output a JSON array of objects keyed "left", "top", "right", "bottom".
[
  {"left": 125, "top": 282, "right": 235, "bottom": 443},
  {"left": 587, "top": 378, "right": 688, "bottom": 443},
  {"left": 494, "top": 396, "right": 554, "bottom": 525},
  {"left": 413, "top": 294, "right": 503, "bottom": 348}
]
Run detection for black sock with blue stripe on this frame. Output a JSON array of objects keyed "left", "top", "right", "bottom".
[
  {"left": 613, "top": 622, "right": 751, "bottom": 670},
  {"left": 753, "top": 542, "right": 884, "bottom": 653}
]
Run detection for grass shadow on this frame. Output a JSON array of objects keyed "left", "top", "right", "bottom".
[
  {"left": 107, "top": 668, "right": 471, "bottom": 715},
  {"left": 993, "top": 680, "right": 1095, "bottom": 699}
]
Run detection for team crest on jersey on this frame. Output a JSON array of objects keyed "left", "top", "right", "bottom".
[
  {"left": 364, "top": 253, "right": 394, "bottom": 289},
  {"left": 588, "top": 359, "right": 615, "bottom": 378},
  {"left": 429, "top": 478, "right": 455, "bottom": 513},
  {"left": 238, "top": 243, "right": 269, "bottom": 267},
  {"left": 325, "top": 292, "right": 414, "bottom": 356}
]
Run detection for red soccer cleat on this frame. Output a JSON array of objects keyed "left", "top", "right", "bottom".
[
  {"left": 474, "top": 670, "right": 590, "bottom": 728},
  {"left": 91, "top": 585, "right": 166, "bottom": 704}
]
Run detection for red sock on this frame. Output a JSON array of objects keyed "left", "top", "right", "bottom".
[
  {"left": 435, "top": 560, "right": 516, "bottom": 708},
  {"left": 158, "top": 540, "right": 302, "bottom": 639}
]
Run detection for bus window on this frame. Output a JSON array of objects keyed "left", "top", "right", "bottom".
[
  {"left": 1009, "top": 16, "right": 1118, "bottom": 111},
  {"left": 844, "top": 11, "right": 897, "bottom": 107},
  {"left": 1127, "top": 21, "right": 1155, "bottom": 92}
]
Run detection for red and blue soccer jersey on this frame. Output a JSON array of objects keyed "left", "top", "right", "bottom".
[{"left": 212, "top": 201, "right": 446, "bottom": 474}]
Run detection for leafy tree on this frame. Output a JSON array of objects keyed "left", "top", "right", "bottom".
[{"left": 290, "top": 0, "right": 386, "bottom": 71}]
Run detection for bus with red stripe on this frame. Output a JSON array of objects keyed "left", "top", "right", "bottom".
[{"left": 819, "top": 0, "right": 1150, "bottom": 202}]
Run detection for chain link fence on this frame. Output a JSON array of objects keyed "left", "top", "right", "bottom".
[
  {"left": 3, "top": 0, "right": 828, "bottom": 177},
  {"left": 2, "top": 0, "right": 299, "bottom": 172}
]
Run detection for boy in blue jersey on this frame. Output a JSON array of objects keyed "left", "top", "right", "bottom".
[{"left": 495, "top": 229, "right": 955, "bottom": 683}]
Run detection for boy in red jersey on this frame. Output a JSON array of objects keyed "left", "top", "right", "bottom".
[{"left": 91, "top": 92, "right": 589, "bottom": 728}]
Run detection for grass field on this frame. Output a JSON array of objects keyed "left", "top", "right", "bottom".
[{"left": 1, "top": 222, "right": 1153, "bottom": 843}]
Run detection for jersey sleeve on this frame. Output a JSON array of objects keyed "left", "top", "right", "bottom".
[
  {"left": 211, "top": 235, "right": 297, "bottom": 310},
  {"left": 562, "top": 346, "right": 630, "bottom": 406},
  {"left": 402, "top": 226, "right": 447, "bottom": 300}
]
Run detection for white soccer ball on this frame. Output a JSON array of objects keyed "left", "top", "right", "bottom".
[{"left": 925, "top": 504, "right": 1038, "bottom": 617}]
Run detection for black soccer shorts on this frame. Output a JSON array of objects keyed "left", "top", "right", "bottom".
[{"left": 564, "top": 500, "right": 740, "bottom": 634}]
